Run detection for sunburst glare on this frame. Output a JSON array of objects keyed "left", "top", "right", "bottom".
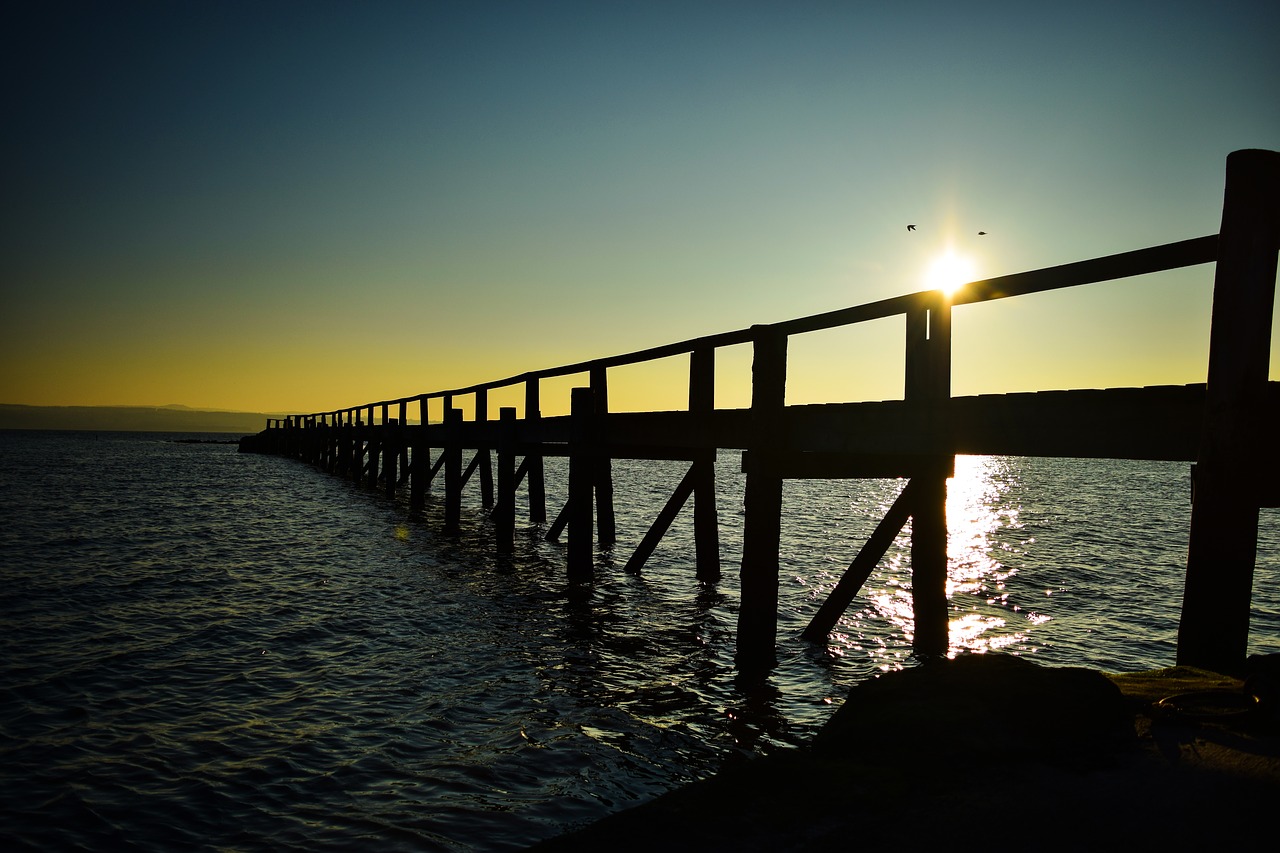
[{"left": 924, "top": 250, "right": 975, "bottom": 297}]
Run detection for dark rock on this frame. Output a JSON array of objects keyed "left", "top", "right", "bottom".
[{"left": 812, "top": 653, "right": 1133, "bottom": 768}]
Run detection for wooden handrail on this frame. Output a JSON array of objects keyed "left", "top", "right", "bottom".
[{"left": 276, "top": 234, "right": 1218, "bottom": 423}]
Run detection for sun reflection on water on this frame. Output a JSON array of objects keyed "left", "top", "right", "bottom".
[
  {"left": 944, "top": 455, "right": 1036, "bottom": 654},
  {"left": 858, "top": 455, "right": 1036, "bottom": 660}
]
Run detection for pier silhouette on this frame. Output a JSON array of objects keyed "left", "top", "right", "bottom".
[{"left": 242, "top": 150, "right": 1278, "bottom": 675}]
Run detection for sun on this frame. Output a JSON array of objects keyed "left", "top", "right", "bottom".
[{"left": 924, "top": 251, "right": 975, "bottom": 297}]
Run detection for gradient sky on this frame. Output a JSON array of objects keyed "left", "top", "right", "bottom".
[{"left": 3, "top": 0, "right": 1277, "bottom": 418}]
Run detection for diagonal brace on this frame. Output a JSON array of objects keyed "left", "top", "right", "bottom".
[{"left": 801, "top": 478, "right": 919, "bottom": 642}]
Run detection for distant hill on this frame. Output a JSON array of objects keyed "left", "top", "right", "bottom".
[{"left": 0, "top": 404, "right": 286, "bottom": 434}]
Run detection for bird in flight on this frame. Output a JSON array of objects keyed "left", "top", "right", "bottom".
[
  {"left": 978, "top": 231, "right": 987, "bottom": 236},
  {"left": 907, "top": 224, "right": 916, "bottom": 231}
]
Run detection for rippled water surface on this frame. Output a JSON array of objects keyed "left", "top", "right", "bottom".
[{"left": 2, "top": 431, "right": 1277, "bottom": 850}]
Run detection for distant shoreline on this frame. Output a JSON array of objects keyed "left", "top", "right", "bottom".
[{"left": 0, "top": 404, "right": 286, "bottom": 434}]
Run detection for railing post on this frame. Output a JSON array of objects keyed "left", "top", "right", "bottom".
[
  {"left": 590, "top": 366, "right": 616, "bottom": 547},
  {"left": 496, "top": 407, "right": 517, "bottom": 554},
  {"left": 1179, "top": 149, "right": 1280, "bottom": 671},
  {"left": 525, "top": 377, "right": 546, "bottom": 523},
  {"left": 690, "top": 347, "right": 721, "bottom": 582},
  {"left": 568, "top": 387, "right": 595, "bottom": 583},
  {"left": 905, "top": 292, "right": 953, "bottom": 657},
  {"left": 737, "top": 325, "right": 786, "bottom": 672}
]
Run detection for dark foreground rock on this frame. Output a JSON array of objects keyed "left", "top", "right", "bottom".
[{"left": 529, "top": 654, "right": 1280, "bottom": 851}]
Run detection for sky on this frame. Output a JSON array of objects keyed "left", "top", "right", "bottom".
[{"left": 3, "top": 0, "right": 1277, "bottom": 418}]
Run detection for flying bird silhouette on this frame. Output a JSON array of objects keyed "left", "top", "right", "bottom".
[
  {"left": 978, "top": 231, "right": 987, "bottom": 235},
  {"left": 907, "top": 224, "right": 916, "bottom": 231}
]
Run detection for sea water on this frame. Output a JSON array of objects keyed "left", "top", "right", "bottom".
[{"left": 1, "top": 430, "right": 1276, "bottom": 850}]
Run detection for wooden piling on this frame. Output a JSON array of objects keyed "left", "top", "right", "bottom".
[
  {"left": 737, "top": 325, "right": 787, "bottom": 672},
  {"left": 383, "top": 406, "right": 397, "bottom": 499},
  {"left": 365, "top": 405, "right": 379, "bottom": 489},
  {"left": 568, "top": 387, "right": 595, "bottom": 583},
  {"left": 410, "top": 396, "right": 430, "bottom": 510},
  {"left": 590, "top": 367, "right": 616, "bottom": 547},
  {"left": 496, "top": 407, "right": 517, "bottom": 554},
  {"left": 525, "top": 378, "right": 546, "bottom": 523},
  {"left": 905, "top": 294, "right": 953, "bottom": 657},
  {"left": 476, "top": 390, "right": 494, "bottom": 509},
  {"left": 398, "top": 401, "right": 410, "bottom": 486},
  {"left": 444, "top": 408, "right": 463, "bottom": 536},
  {"left": 352, "top": 413, "right": 365, "bottom": 484},
  {"left": 690, "top": 347, "right": 721, "bottom": 582},
  {"left": 1179, "top": 149, "right": 1280, "bottom": 671}
]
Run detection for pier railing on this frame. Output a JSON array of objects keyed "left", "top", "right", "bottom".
[{"left": 243, "top": 149, "right": 1279, "bottom": 674}]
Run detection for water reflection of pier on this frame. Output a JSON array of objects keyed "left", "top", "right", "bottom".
[{"left": 242, "top": 150, "right": 1278, "bottom": 675}]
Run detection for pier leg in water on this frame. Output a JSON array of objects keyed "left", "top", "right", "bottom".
[
  {"left": 590, "top": 367, "right": 616, "bottom": 547},
  {"left": 690, "top": 348, "right": 721, "bottom": 583},
  {"left": 525, "top": 378, "right": 546, "bottom": 524},
  {"left": 495, "top": 407, "right": 516, "bottom": 554},
  {"left": 911, "top": 464, "right": 950, "bottom": 656},
  {"left": 568, "top": 388, "right": 595, "bottom": 583},
  {"left": 1180, "top": 149, "right": 1279, "bottom": 671},
  {"left": 737, "top": 327, "right": 786, "bottom": 672},
  {"left": 477, "top": 390, "right": 494, "bottom": 510},
  {"left": 444, "top": 408, "right": 462, "bottom": 536}
]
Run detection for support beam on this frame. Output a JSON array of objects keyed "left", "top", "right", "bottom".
[
  {"left": 624, "top": 464, "right": 697, "bottom": 573},
  {"left": 526, "top": 378, "right": 547, "bottom": 523},
  {"left": 365, "top": 405, "right": 378, "bottom": 489},
  {"left": 1179, "top": 149, "right": 1280, "bottom": 671},
  {"left": 444, "top": 408, "right": 462, "bottom": 536},
  {"left": 476, "top": 389, "right": 494, "bottom": 509},
  {"left": 802, "top": 479, "right": 917, "bottom": 641},
  {"left": 591, "top": 367, "right": 616, "bottom": 546},
  {"left": 568, "top": 387, "right": 595, "bottom": 583},
  {"left": 737, "top": 325, "right": 787, "bottom": 672},
  {"left": 546, "top": 498, "right": 570, "bottom": 542},
  {"left": 495, "top": 407, "right": 516, "bottom": 554},
  {"left": 690, "top": 347, "right": 721, "bottom": 582}
]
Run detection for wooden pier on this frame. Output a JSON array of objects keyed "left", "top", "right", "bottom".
[{"left": 242, "top": 150, "right": 1279, "bottom": 674}]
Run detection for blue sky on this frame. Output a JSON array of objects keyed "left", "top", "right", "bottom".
[{"left": 2, "top": 1, "right": 1276, "bottom": 415}]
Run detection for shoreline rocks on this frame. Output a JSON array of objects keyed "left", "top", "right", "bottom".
[{"left": 529, "top": 654, "right": 1280, "bottom": 851}]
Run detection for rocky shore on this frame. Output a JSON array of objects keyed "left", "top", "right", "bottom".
[{"left": 530, "top": 654, "right": 1280, "bottom": 851}]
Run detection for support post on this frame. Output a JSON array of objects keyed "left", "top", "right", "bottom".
[
  {"left": 737, "top": 325, "right": 786, "bottom": 672},
  {"left": 690, "top": 346, "right": 721, "bottom": 582},
  {"left": 476, "top": 389, "right": 494, "bottom": 509},
  {"left": 410, "top": 396, "right": 430, "bottom": 510},
  {"left": 496, "top": 407, "right": 517, "bottom": 554},
  {"left": 1179, "top": 149, "right": 1280, "bottom": 671},
  {"left": 398, "top": 400, "right": 410, "bottom": 485},
  {"left": 365, "top": 405, "right": 378, "bottom": 489},
  {"left": 568, "top": 387, "right": 595, "bottom": 583},
  {"left": 383, "top": 406, "right": 397, "bottom": 498},
  {"left": 444, "top": 408, "right": 463, "bottom": 536},
  {"left": 352, "top": 412, "right": 365, "bottom": 484},
  {"left": 525, "top": 377, "right": 546, "bottom": 523},
  {"left": 590, "top": 367, "right": 616, "bottom": 546},
  {"left": 905, "top": 293, "right": 953, "bottom": 657}
]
